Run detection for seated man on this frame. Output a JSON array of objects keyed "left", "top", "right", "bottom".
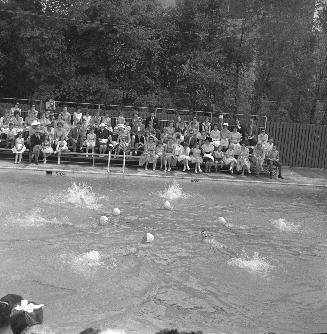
[
  {"left": 68, "top": 122, "right": 83, "bottom": 152},
  {"left": 266, "top": 144, "right": 284, "bottom": 179},
  {"left": 29, "top": 128, "right": 43, "bottom": 164}
]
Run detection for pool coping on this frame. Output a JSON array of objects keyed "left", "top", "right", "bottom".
[{"left": 0, "top": 164, "right": 326, "bottom": 188}]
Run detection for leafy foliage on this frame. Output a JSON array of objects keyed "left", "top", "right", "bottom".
[{"left": 0, "top": 0, "right": 325, "bottom": 123}]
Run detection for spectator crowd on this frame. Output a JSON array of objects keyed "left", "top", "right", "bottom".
[{"left": 0, "top": 103, "right": 283, "bottom": 179}]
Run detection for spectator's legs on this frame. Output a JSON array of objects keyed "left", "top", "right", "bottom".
[
  {"left": 18, "top": 153, "right": 22, "bottom": 163},
  {"left": 153, "top": 158, "right": 157, "bottom": 171},
  {"left": 86, "top": 145, "right": 89, "bottom": 157},
  {"left": 34, "top": 149, "right": 39, "bottom": 165},
  {"left": 58, "top": 152, "right": 61, "bottom": 165},
  {"left": 274, "top": 160, "right": 283, "bottom": 178},
  {"left": 14, "top": 153, "right": 18, "bottom": 164}
]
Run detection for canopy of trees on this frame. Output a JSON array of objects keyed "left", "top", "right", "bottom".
[{"left": 0, "top": 0, "right": 326, "bottom": 124}]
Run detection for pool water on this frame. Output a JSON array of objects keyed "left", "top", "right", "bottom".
[{"left": 0, "top": 171, "right": 326, "bottom": 334}]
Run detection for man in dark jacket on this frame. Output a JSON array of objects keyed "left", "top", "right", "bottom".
[
  {"left": 29, "top": 129, "right": 43, "bottom": 164},
  {"left": 68, "top": 122, "right": 83, "bottom": 152}
]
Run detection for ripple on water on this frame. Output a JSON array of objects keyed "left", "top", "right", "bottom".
[{"left": 5, "top": 207, "right": 72, "bottom": 227}]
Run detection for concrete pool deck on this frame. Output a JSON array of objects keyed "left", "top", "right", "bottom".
[{"left": 0, "top": 159, "right": 326, "bottom": 188}]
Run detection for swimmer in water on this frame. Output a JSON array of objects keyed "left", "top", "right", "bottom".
[{"left": 201, "top": 230, "right": 238, "bottom": 258}]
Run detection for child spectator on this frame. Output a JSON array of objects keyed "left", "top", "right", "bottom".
[
  {"left": 164, "top": 137, "right": 175, "bottom": 172},
  {"left": 223, "top": 144, "right": 237, "bottom": 174},
  {"left": 55, "top": 135, "right": 69, "bottom": 164},
  {"left": 12, "top": 132, "right": 26, "bottom": 164},
  {"left": 41, "top": 134, "right": 54, "bottom": 164},
  {"left": 156, "top": 141, "right": 165, "bottom": 170},
  {"left": 173, "top": 139, "right": 184, "bottom": 168},
  {"left": 202, "top": 137, "right": 214, "bottom": 173},
  {"left": 213, "top": 145, "right": 224, "bottom": 172},
  {"left": 237, "top": 142, "right": 251, "bottom": 176},
  {"left": 180, "top": 141, "right": 191, "bottom": 171},
  {"left": 191, "top": 142, "right": 203, "bottom": 173},
  {"left": 86, "top": 128, "right": 96, "bottom": 157}
]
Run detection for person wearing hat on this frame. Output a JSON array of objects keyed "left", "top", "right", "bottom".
[
  {"left": 201, "top": 137, "right": 214, "bottom": 173},
  {"left": 9, "top": 299, "right": 44, "bottom": 334},
  {"left": 220, "top": 123, "right": 230, "bottom": 151},
  {"left": 96, "top": 123, "right": 110, "bottom": 157}
]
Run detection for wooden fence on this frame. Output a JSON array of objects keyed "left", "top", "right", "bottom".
[{"left": 266, "top": 121, "right": 327, "bottom": 168}]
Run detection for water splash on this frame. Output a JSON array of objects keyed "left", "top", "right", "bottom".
[
  {"left": 5, "top": 208, "right": 72, "bottom": 227},
  {"left": 44, "top": 182, "right": 102, "bottom": 210},
  {"left": 159, "top": 180, "right": 188, "bottom": 200},
  {"left": 228, "top": 251, "right": 273, "bottom": 275},
  {"left": 272, "top": 218, "right": 299, "bottom": 232},
  {"left": 60, "top": 250, "right": 117, "bottom": 275}
]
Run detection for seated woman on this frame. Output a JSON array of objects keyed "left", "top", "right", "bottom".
[
  {"left": 191, "top": 141, "right": 203, "bottom": 173},
  {"left": 252, "top": 142, "right": 265, "bottom": 176},
  {"left": 220, "top": 123, "right": 230, "bottom": 151},
  {"left": 139, "top": 135, "right": 157, "bottom": 171},
  {"left": 156, "top": 141, "right": 165, "bottom": 170},
  {"left": 236, "top": 142, "right": 251, "bottom": 176},
  {"left": 213, "top": 145, "right": 224, "bottom": 172},
  {"left": 73, "top": 108, "right": 83, "bottom": 125},
  {"left": 201, "top": 137, "right": 214, "bottom": 173},
  {"left": 230, "top": 127, "right": 242, "bottom": 154},
  {"left": 210, "top": 124, "right": 220, "bottom": 147},
  {"left": 223, "top": 144, "right": 237, "bottom": 174}
]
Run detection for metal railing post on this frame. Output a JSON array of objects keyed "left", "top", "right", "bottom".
[{"left": 107, "top": 151, "right": 111, "bottom": 173}]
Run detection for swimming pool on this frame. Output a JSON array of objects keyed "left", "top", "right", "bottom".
[{"left": 0, "top": 170, "right": 326, "bottom": 334}]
